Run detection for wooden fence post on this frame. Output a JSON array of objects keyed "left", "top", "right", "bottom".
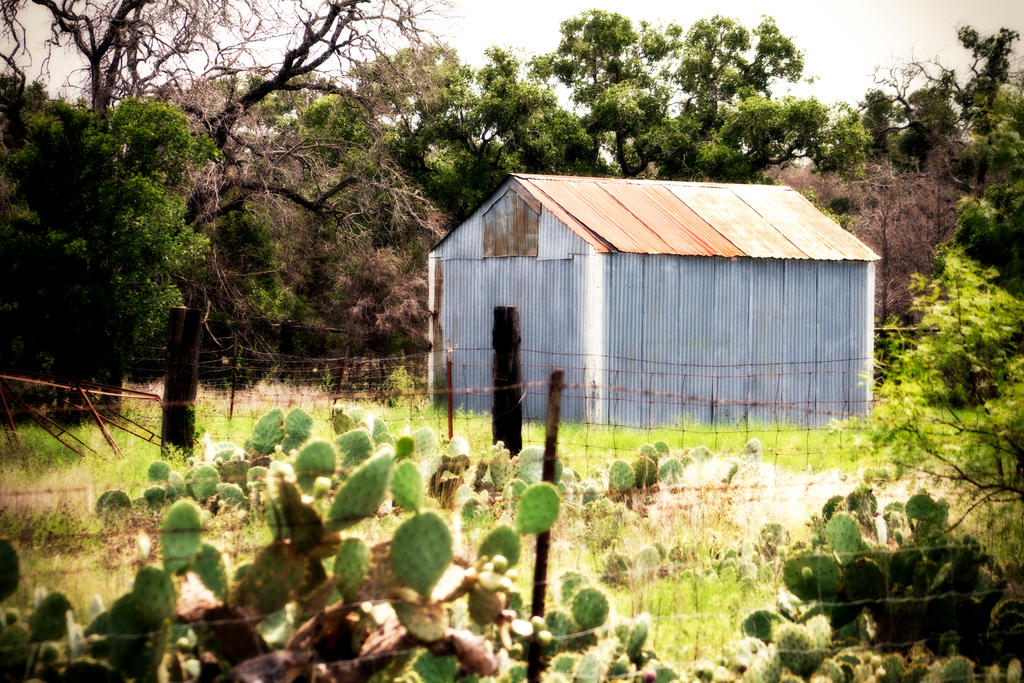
[
  {"left": 527, "top": 369, "right": 564, "bottom": 683},
  {"left": 162, "top": 306, "right": 201, "bottom": 453},
  {"left": 492, "top": 306, "right": 523, "bottom": 455}
]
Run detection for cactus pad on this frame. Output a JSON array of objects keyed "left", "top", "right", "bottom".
[
  {"left": 245, "top": 408, "right": 285, "bottom": 455},
  {"left": 186, "top": 465, "right": 219, "bottom": 504},
  {"left": 825, "top": 512, "right": 862, "bottom": 565},
  {"left": 326, "top": 449, "right": 394, "bottom": 531},
  {"left": 143, "top": 485, "right": 167, "bottom": 508},
  {"left": 395, "top": 435, "right": 416, "bottom": 461},
  {"left": 194, "top": 542, "right": 227, "bottom": 601},
  {"left": 391, "top": 460, "right": 423, "bottom": 513},
  {"left": 607, "top": 460, "right": 633, "bottom": 492},
  {"left": 333, "top": 537, "right": 370, "bottom": 602},
  {"left": 394, "top": 600, "right": 448, "bottom": 642},
  {"left": 843, "top": 556, "right": 885, "bottom": 603},
  {"left": 774, "top": 623, "right": 823, "bottom": 677},
  {"left": 294, "top": 438, "right": 336, "bottom": 494},
  {"left": 744, "top": 438, "right": 763, "bottom": 463},
  {"left": 0, "top": 540, "right": 18, "bottom": 602},
  {"left": 335, "top": 428, "right": 374, "bottom": 468},
  {"left": 147, "top": 460, "right": 172, "bottom": 482},
  {"left": 468, "top": 586, "right": 503, "bottom": 625},
  {"left": 742, "top": 609, "right": 782, "bottom": 642},
  {"left": 413, "top": 427, "right": 438, "bottom": 456},
  {"left": 658, "top": 457, "right": 685, "bottom": 486},
  {"left": 571, "top": 587, "right": 609, "bottom": 630},
  {"left": 282, "top": 408, "right": 314, "bottom": 450},
  {"left": 516, "top": 482, "right": 560, "bottom": 534},
  {"left": 96, "top": 489, "right": 131, "bottom": 515},
  {"left": 782, "top": 551, "right": 840, "bottom": 601},
  {"left": 390, "top": 511, "right": 452, "bottom": 598},
  {"left": 633, "top": 455, "right": 659, "bottom": 489},
  {"left": 689, "top": 445, "right": 713, "bottom": 464},
  {"left": 268, "top": 476, "right": 324, "bottom": 553},
  {"left": 479, "top": 524, "right": 521, "bottom": 568},
  {"left": 131, "top": 566, "right": 176, "bottom": 627},
  {"left": 160, "top": 500, "right": 202, "bottom": 573},
  {"left": 216, "top": 483, "right": 247, "bottom": 510},
  {"left": 233, "top": 542, "right": 307, "bottom": 615},
  {"left": 28, "top": 591, "right": 72, "bottom": 641}
]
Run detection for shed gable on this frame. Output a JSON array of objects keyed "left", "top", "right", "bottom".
[{"left": 483, "top": 188, "right": 539, "bottom": 257}]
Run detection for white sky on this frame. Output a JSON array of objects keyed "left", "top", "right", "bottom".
[
  {"left": 16, "top": 0, "right": 1024, "bottom": 107},
  {"left": 441, "top": 0, "right": 1024, "bottom": 106}
]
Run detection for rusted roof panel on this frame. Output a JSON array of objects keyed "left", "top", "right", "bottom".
[
  {"left": 732, "top": 185, "right": 879, "bottom": 261},
  {"left": 506, "top": 174, "right": 878, "bottom": 261},
  {"left": 667, "top": 185, "right": 809, "bottom": 259},
  {"left": 599, "top": 183, "right": 745, "bottom": 257}
]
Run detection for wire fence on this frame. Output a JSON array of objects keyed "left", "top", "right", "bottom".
[{"left": 0, "top": 347, "right": 1022, "bottom": 678}]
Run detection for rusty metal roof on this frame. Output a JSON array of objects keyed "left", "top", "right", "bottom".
[{"left": 512, "top": 173, "right": 878, "bottom": 261}]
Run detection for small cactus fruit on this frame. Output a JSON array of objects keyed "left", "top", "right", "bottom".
[
  {"left": 390, "top": 511, "right": 453, "bottom": 598},
  {"left": 282, "top": 408, "right": 314, "bottom": 452},
  {"left": 186, "top": 465, "right": 219, "bottom": 504},
  {"left": 130, "top": 566, "right": 176, "bottom": 627},
  {"left": 335, "top": 428, "right": 374, "bottom": 468},
  {"left": 782, "top": 552, "right": 840, "bottom": 601},
  {"left": 96, "top": 489, "right": 131, "bottom": 516},
  {"left": 774, "top": 622, "right": 823, "bottom": 677},
  {"left": 633, "top": 455, "right": 659, "bottom": 489},
  {"left": 325, "top": 449, "right": 395, "bottom": 532},
  {"left": 479, "top": 524, "right": 522, "bottom": 567},
  {"left": 194, "top": 542, "right": 227, "bottom": 601},
  {"left": 245, "top": 408, "right": 285, "bottom": 455},
  {"left": 293, "top": 438, "right": 336, "bottom": 494},
  {"left": 658, "top": 457, "right": 685, "bottom": 486},
  {"left": 233, "top": 541, "right": 307, "bottom": 615},
  {"left": 160, "top": 500, "right": 202, "bottom": 573},
  {"left": 0, "top": 540, "right": 18, "bottom": 602},
  {"left": 333, "top": 537, "right": 370, "bottom": 602},
  {"left": 516, "top": 482, "right": 561, "bottom": 534},
  {"left": 608, "top": 460, "right": 635, "bottom": 492},
  {"left": 571, "top": 587, "right": 610, "bottom": 630},
  {"left": 391, "top": 460, "right": 423, "bottom": 513},
  {"left": 742, "top": 610, "right": 782, "bottom": 642},
  {"left": 147, "top": 460, "right": 172, "bottom": 482},
  {"left": 825, "top": 512, "right": 862, "bottom": 565},
  {"left": 28, "top": 591, "right": 72, "bottom": 641}
]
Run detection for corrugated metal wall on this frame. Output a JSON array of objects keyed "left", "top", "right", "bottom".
[{"left": 430, "top": 178, "right": 874, "bottom": 427}]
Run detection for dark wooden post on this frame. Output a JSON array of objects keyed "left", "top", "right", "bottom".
[
  {"left": 446, "top": 347, "right": 454, "bottom": 441},
  {"left": 492, "top": 306, "right": 523, "bottom": 454},
  {"left": 162, "top": 307, "right": 201, "bottom": 453},
  {"left": 527, "top": 369, "right": 564, "bottom": 683}
]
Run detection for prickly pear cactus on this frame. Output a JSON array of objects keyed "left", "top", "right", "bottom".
[
  {"left": 325, "top": 449, "right": 394, "bottom": 531},
  {"left": 608, "top": 459, "right": 634, "bottom": 492},
  {"left": 825, "top": 512, "right": 862, "bottom": 565},
  {"left": 633, "top": 455, "right": 659, "bottom": 489},
  {"left": 147, "top": 460, "right": 171, "bottom": 482},
  {"left": 479, "top": 524, "right": 521, "bottom": 567},
  {"left": 160, "top": 499, "right": 202, "bottom": 573},
  {"left": 130, "top": 566, "right": 176, "bottom": 627},
  {"left": 658, "top": 457, "right": 685, "bottom": 486},
  {"left": 282, "top": 407, "right": 314, "bottom": 452},
  {"left": 0, "top": 540, "right": 18, "bottom": 602},
  {"left": 516, "top": 482, "right": 561, "bottom": 534},
  {"left": 335, "top": 428, "right": 374, "bottom": 468},
  {"left": 245, "top": 408, "right": 285, "bottom": 455},
  {"left": 390, "top": 511, "right": 453, "bottom": 598},
  {"left": 571, "top": 587, "right": 609, "bottom": 631},
  {"left": 293, "top": 437, "right": 336, "bottom": 494},
  {"left": 186, "top": 465, "right": 219, "bottom": 504},
  {"left": 782, "top": 551, "right": 840, "bottom": 602},
  {"left": 391, "top": 460, "right": 423, "bottom": 513},
  {"left": 334, "top": 537, "right": 370, "bottom": 602},
  {"left": 96, "top": 489, "right": 131, "bottom": 516},
  {"left": 744, "top": 438, "right": 763, "bottom": 463}
]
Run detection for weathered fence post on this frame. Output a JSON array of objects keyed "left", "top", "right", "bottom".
[
  {"left": 446, "top": 346, "right": 454, "bottom": 441},
  {"left": 162, "top": 306, "right": 201, "bottom": 453},
  {"left": 228, "top": 337, "right": 239, "bottom": 420},
  {"left": 492, "top": 306, "right": 522, "bottom": 454},
  {"left": 527, "top": 369, "right": 564, "bottom": 683}
]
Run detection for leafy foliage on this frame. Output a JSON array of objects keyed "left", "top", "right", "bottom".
[{"left": 871, "top": 253, "right": 1024, "bottom": 504}]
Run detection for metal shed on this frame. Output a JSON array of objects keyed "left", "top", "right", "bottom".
[{"left": 428, "top": 174, "right": 878, "bottom": 426}]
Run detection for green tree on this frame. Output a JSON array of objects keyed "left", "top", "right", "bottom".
[
  {"left": 0, "top": 99, "right": 213, "bottom": 383},
  {"left": 872, "top": 252, "right": 1024, "bottom": 507}
]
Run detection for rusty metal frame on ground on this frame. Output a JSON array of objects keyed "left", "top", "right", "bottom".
[{"left": 0, "top": 371, "right": 161, "bottom": 457}]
